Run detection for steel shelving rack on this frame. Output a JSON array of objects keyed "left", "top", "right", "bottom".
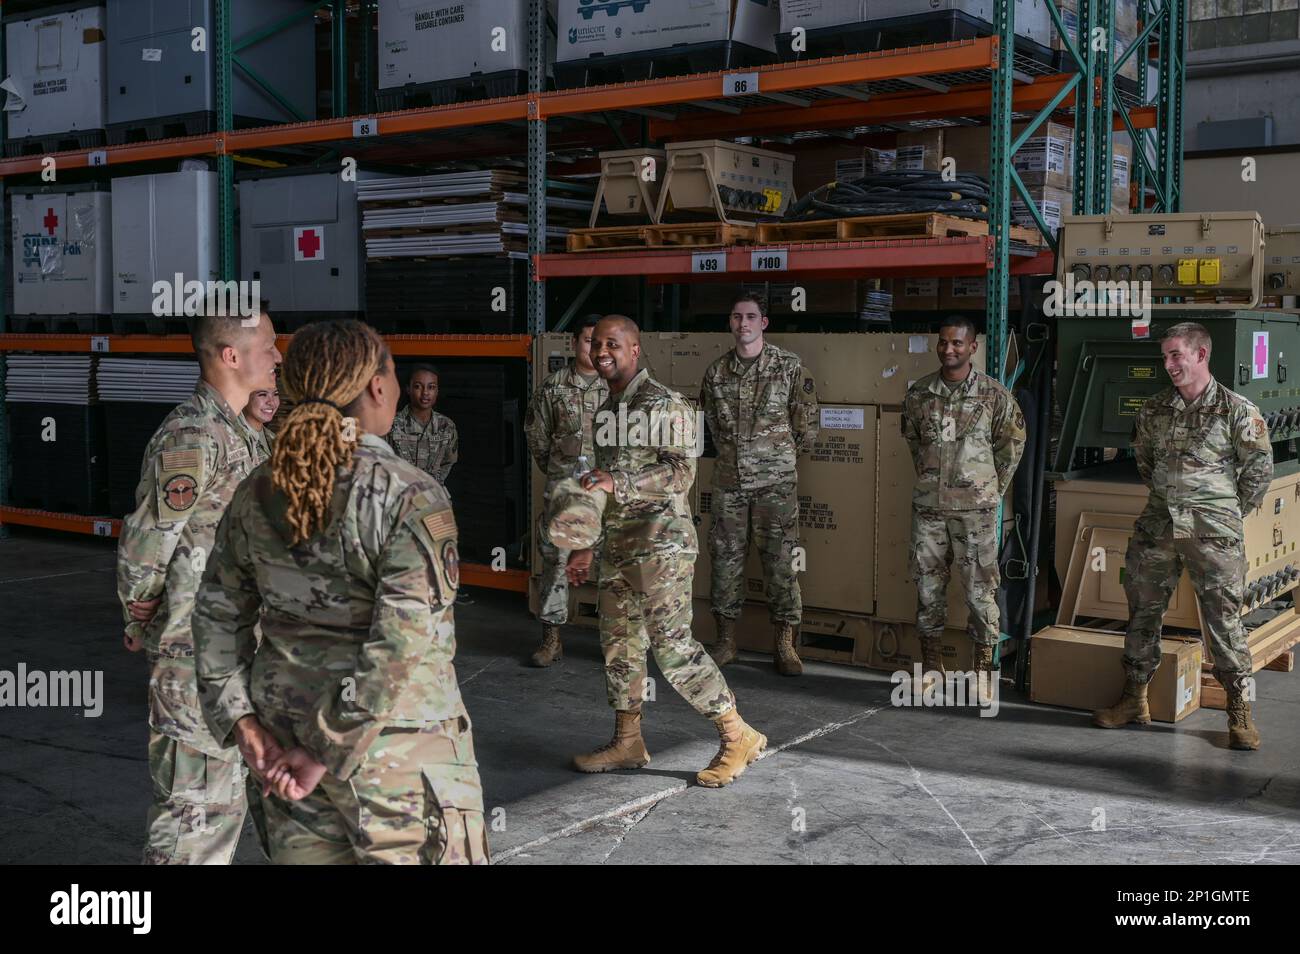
[{"left": 0, "top": 0, "right": 1185, "bottom": 608}]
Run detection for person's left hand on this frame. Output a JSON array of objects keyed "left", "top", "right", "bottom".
[{"left": 580, "top": 469, "right": 614, "bottom": 494}]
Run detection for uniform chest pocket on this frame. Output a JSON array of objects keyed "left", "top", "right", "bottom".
[
  {"left": 1184, "top": 412, "right": 1234, "bottom": 466},
  {"left": 554, "top": 397, "right": 583, "bottom": 438},
  {"left": 709, "top": 383, "right": 737, "bottom": 428}
]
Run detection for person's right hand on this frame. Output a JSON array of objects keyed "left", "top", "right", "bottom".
[
  {"left": 233, "top": 715, "right": 283, "bottom": 777},
  {"left": 263, "top": 748, "right": 328, "bottom": 801},
  {"left": 127, "top": 598, "right": 161, "bottom": 622},
  {"left": 566, "top": 548, "right": 594, "bottom": 586}
]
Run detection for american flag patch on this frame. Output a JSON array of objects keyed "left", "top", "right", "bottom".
[
  {"left": 161, "top": 448, "right": 201, "bottom": 472},
  {"left": 422, "top": 508, "right": 457, "bottom": 540}
]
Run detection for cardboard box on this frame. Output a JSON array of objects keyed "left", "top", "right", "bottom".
[
  {"left": 875, "top": 410, "right": 973, "bottom": 626},
  {"left": 1011, "top": 184, "right": 1071, "bottom": 237},
  {"left": 793, "top": 142, "right": 870, "bottom": 196},
  {"left": 859, "top": 620, "right": 986, "bottom": 672},
  {"left": 1030, "top": 625, "right": 1202, "bottom": 723},
  {"left": 944, "top": 121, "right": 1074, "bottom": 191},
  {"left": 889, "top": 277, "right": 941, "bottom": 311},
  {"left": 939, "top": 276, "right": 1022, "bottom": 311},
  {"left": 734, "top": 406, "right": 877, "bottom": 614},
  {"left": 895, "top": 130, "right": 945, "bottom": 173},
  {"left": 1112, "top": 136, "right": 1132, "bottom": 213},
  {"left": 687, "top": 281, "right": 860, "bottom": 318}
]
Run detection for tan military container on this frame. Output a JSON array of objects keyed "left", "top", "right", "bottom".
[
  {"left": 590, "top": 147, "right": 666, "bottom": 227},
  {"left": 655, "top": 139, "right": 796, "bottom": 224}
]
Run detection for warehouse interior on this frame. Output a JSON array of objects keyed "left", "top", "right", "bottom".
[{"left": 2, "top": 0, "right": 1299, "bottom": 869}]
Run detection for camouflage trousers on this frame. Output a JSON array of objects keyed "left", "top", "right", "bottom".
[
  {"left": 144, "top": 653, "right": 247, "bottom": 864},
  {"left": 709, "top": 481, "right": 802, "bottom": 624},
  {"left": 536, "top": 488, "right": 601, "bottom": 625},
  {"left": 1123, "top": 526, "right": 1253, "bottom": 687},
  {"left": 144, "top": 731, "right": 247, "bottom": 865},
  {"left": 599, "top": 554, "right": 735, "bottom": 719},
  {"left": 910, "top": 507, "right": 1000, "bottom": 646},
  {"left": 255, "top": 710, "right": 489, "bottom": 865}
]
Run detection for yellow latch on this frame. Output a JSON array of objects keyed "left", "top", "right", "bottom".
[
  {"left": 1177, "top": 259, "right": 1199, "bottom": 284},
  {"left": 1199, "top": 258, "right": 1221, "bottom": 285}
]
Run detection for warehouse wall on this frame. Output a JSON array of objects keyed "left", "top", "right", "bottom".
[
  {"left": 1185, "top": 38, "right": 1300, "bottom": 150},
  {"left": 1182, "top": 151, "right": 1300, "bottom": 223}
]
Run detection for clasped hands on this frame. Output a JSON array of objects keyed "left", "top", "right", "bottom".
[{"left": 233, "top": 714, "right": 327, "bottom": 802}]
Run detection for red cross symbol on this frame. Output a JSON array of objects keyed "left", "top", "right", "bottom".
[
  {"left": 297, "top": 229, "right": 321, "bottom": 259},
  {"left": 1255, "top": 334, "right": 1268, "bottom": 377},
  {"left": 43, "top": 208, "right": 59, "bottom": 236}
]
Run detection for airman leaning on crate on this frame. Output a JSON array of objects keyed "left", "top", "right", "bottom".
[
  {"left": 522, "top": 315, "right": 609, "bottom": 667},
  {"left": 699, "top": 292, "right": 820, "bottom": 676},
  {"left": 387, "top": 364, "right": 458, "bottom": 485},
  {"left": 1093, "top": 321, "right": 1272, "bottom": 750},
  {"left": 116, "top": 302, "right": 282, "bottom": 865},
  {"left": 901, "top": 315, "right": 1025, "bottom": 705},
  {"left": 564, "top": 315, "right": 767, "bottom": 787}
]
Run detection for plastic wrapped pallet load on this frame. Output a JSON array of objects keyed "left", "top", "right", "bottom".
[{"left": 12, "top": 184, "right": 113, "bottom": 318}]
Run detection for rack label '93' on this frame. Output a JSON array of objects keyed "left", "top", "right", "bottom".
[
  {"left": 751, "top": 249, "right": 788, "bottom": 272},
  {"left": 692, "top": 252, "right": 726, "bottom": 273}
]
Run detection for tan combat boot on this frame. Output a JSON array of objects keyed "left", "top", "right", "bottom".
[
  {"left": 1225, "top": 682, "right": 1261, "bottom": 751},
  {"left": 919, "top": 635, "right": 946, "bottom": 697},
  {"left": 1092, "top": 677, "right": 1151, "bottom": 728},
  {"left": 774, "top": 622, "right": 803, "bottom": 677},
  {"left": 530, "top": 624, "right": 562, "bottom": 668},
  {"left": 696, "top": 708, "right": 767, "bottom": 788},
  {"left": 972, "top": 644, "right": 998, "bottom": 707},
  {"left": 572, "top": 709, "right": 651, "bottom": 773},
  {"left": 709, "top": 614, "right": 738, "bottom": 666}
]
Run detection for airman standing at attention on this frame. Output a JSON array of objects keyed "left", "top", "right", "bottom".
[
  {"left": 523, "top": 315, "right": 609, "bottom": 666},
  {"left": 1094, "top": 322, "right": 1272, "bottom": 750},
  {"left": 117, "top": 303, "right": 282, "bottom": 864},
  {"left": 901, "top": 316, "right": 1025, "bottom": 703},
  {"left": 700, "top": 292, "right": 819, "bottom": 675},
  {"left": 387, "top": 364, "right": 458, "bottom": 485}
]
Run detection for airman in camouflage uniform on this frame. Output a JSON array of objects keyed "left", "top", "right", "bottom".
[
  {"left": 387, "top": 365, "right": 457, "bottom": 484},
  {"left": 700, "top": 293, "right": 819, "bottom": 675},
  {"left": 1095, "top": 322, "right": 1272, "bottom": 750},
  {"left": 902, "top": 317, "right": 1025, "bottom": 702},
  {"left": 117, "top": 311, "right": 281, "bottom": 865},
  {"left": 567, "top": 316, "right": 766, "bottom": 788},
  {"left": 243, "top": 386, "right": 279, "bottom": 466},
  {"left": 194, "top": 322, "right": 488, "bottom": 863},
  {"left": 524, "top": 317, "right": 609, "bottom": 666}
]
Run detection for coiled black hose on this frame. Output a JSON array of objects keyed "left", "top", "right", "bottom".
[{"left": 786, "top": 170, "right": 993, "bottom": 221}]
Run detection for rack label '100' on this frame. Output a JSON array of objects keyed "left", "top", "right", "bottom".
[{"left": 751, "top": 249, "right": 788, "bottom": 272}]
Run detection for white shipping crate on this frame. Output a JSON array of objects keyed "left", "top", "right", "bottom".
[
  {"left": 557, "top": 0, "right": 778, "bottom": 62},
  {"left": 13, "top": 188, "right": 113, "bottom": 315},
  {"left": 4, "top": 5, "right": 108, "bottom": 141},
  {"left": 378, "top": 0, "right": 552, "bottom": 89},
  {"left": 779, "top": 0, "right": 866, "bottom": 31},
  {"left": 111, "top": 171, "right": 218, "bottom": 314}
]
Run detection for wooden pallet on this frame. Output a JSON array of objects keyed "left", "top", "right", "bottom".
[
  {"left": 1199, "top": 607, "right": 1300, "bottom": 710},
  {"left": 755, "top": 212, "right": 1042, "bottom": 247},
  {"left": 566, "top": 221, "right": 757, "bottom": 252}
]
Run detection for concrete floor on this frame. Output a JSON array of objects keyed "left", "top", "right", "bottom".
[{"left": 2, "top": 530, "right": 1298, "bottom": 865}]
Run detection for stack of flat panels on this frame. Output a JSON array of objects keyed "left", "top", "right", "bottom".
[
  {"left": 97, "top": 358, "right": 200, "bottom": 516},
  {"left": 358, "top": 172, "right": 587, "bottom": 259},
  {"left": 860, "top": 288, "right": 892, "bottom": 324},
  {"left": 3, "top": 355, "right": 95, "bottom": 403},
  {"left": 97, "top": 358, "right": 200, "bottom": 403},
  {"left": 4, "top": 356, "right": 106, "bottom": 514}
]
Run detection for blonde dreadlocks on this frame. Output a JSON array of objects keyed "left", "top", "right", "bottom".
[{"left": 271, "top": 320, "right": 389, "bottom": 545}]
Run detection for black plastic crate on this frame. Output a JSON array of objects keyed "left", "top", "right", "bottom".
[{"left": 6, "top": 402, "right": 108, "bottom": 515}]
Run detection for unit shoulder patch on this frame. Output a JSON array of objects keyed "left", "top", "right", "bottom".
[{"left": 156, "top": 447, "right": 204, "bottom": 519}]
